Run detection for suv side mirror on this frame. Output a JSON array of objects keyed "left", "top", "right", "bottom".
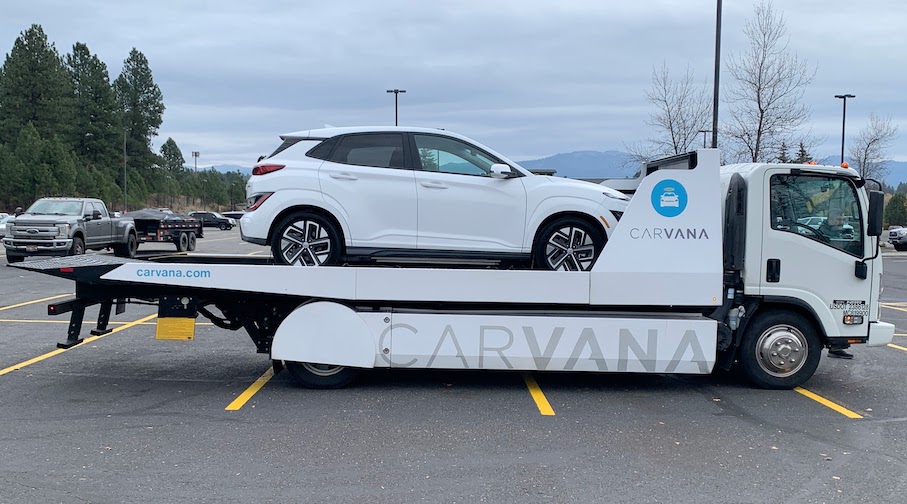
[
  {"left": 867, "top": 190, "right": 884, "bottom": 236},
  {"left": 489, "top": 164, "right": 515, "bottom": 179}
]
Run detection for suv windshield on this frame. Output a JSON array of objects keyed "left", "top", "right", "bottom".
[{"left": 26, "top": 200, "right": 83, "bottom": 216}]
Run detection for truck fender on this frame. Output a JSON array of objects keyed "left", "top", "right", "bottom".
[
  {"left": 116, "top": 220, "right": 135, "bottom": 241},
  {"left": 271, "top": 301, "right": 376, "bottom": 368}
]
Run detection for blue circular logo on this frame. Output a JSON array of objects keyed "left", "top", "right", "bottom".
[{"left": 651, "top": 179, "right": 688, "bottom": 218}]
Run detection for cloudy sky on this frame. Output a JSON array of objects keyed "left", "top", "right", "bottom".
[{"left": 2, "top": 0, "right": 905, "bottom": 166}]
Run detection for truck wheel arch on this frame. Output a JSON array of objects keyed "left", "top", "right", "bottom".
[{"left": 271, "top": 300, "right": 376, "bottom": 369}]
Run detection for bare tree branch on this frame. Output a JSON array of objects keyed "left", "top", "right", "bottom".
[
  {"left": 723, "top": 1, "right": 816, "bottom": 162},
  {"left": 849, "top": 113, "right": 899, "bottom": 180},
  {"left": 641, "top": 62, "right": 711, "bottom": 158}
]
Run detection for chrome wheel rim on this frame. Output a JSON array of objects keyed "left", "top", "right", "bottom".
[
  {"left": 301, "top": 363, "right": 345, "bottom": 377},
  {"left": 279, "top": 220, "right": 332, "bottom": 266},
  {"left": 545, "top": 226, "right": 596, "bottom": 271},
  {"left": 755, "top": 324, "right": 808, "bottom": 378}
]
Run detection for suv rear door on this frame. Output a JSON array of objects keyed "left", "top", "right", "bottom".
[{"left": 318, "top": 133, "right": 417, "bottom": 249}]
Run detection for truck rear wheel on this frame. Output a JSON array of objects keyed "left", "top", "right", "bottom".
[
  {"left": 739, "top": 310, "right": 821, "bottom": 389},
  {"left": 284, "top": 361, "right": 360, "bottom": 389},
  {"left": 187, "top": 232, "right": 197, "bottom": 251},
  {"left": 114, "top": 233, "right": 137, "bottom": 258},
  {"left": 69, "top": 236, "right": 85, "bottom": 256}
]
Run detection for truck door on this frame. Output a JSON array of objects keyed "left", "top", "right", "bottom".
[
  {"left": 87, "top": 202, "right": 113, "bottom": 247},
  {"left": 761, "top": 171, "right": 871, "bottom": 339}
]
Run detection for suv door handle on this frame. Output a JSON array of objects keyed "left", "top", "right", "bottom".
[
  {"left": 420, "top": 181, "right": 448, "bottom": 189},
  {"left": 329, "top": 172, "right": 358, "bottom": 181}
]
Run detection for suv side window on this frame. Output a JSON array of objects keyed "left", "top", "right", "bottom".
[
  {"left": 413, "top": 134, "right": 501, "bottom": 177},
  {"left": 769, "top": 174, "right": 863, "bottom": 256},
  {"left": 330, "top": 134, "right": 405, "bottom": 169}
]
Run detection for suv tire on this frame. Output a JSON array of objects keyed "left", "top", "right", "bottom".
[
  {"left": 271, "top": 211, "right": 341, "bottom": 267},
  {"left": 533, "top": 217, "right": 605, "bottom": 271}
]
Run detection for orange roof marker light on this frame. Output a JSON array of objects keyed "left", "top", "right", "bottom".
[{"left": 842, "top": 162, "right": 850, "bottom": 168}]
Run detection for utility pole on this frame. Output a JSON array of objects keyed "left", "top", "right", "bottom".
[
  {"left": 834, "top": 94, "right": 855, "bottom": 165},
  {"left": 711, "top": 0, "right": 722, "bottom": 149},
  {"left": 123, "top": 128, "right": 127, "bottom": 212},
  {"left": 386, "top": 89, "right": 406, "bottom": 126}
]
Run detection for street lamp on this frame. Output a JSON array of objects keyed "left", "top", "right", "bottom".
[
  {"left": 386, "top": 89, "right": 406, "bottom": 126},
  {"left": 834, "top": 94, "right": 855, "bottom": 165},
  {"left": 123, "top": 128, "right": 127, "bottom": 212},
  {"left": 192, "top": 151, "right": 200, "bottom": 172},
  {"left": 698, "top": 129, "right": 712, "bottom": 148}
]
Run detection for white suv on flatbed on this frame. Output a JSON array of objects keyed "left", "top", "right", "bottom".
[{"left": 240, "top": 126, "right": 629, "bottom": 270}]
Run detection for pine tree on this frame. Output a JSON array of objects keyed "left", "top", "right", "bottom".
[
  {"left": 885, "top": 193, "right": 907, "bottom": 228},
  {"left": 65, "top": 42, "right": 121, "bottom": 175},
  {"left": 114, "top": 48, "right": 165, "bottom": 174},
  {"left": 160, "top": 137, "right": 185, "bottom": 172},
  {"left": 793, "top": 142, "right": 812, "bottom": 164},
  {"left": 0, "top": 24, "right": 74, "bottom": 147},
  {"left": 778, "top": 142, "right": 790, "bottom": 163}
]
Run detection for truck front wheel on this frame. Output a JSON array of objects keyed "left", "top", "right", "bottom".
[
  {"left": 6, "top": 254, "right": 24, "bottom": 264},
  {"left": 739, "top": 310, "right": 822, "bottom": 389},
  {"left": 69, "top": 237, "right": 85, "bottom": 256},
  {"left": 283, "top": 361, "right": 360, "bottom": 389}
]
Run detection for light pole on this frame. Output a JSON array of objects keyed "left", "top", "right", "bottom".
[
  {"left": 386, "top": 89, "right": 406, "bottom": 126},
  {"left": 834, "top": 94, "right": 855, "bottom": 165},
  {"left": 192, "top": 151, "right": 200, "bottom": 172},
  {"left": 711, "top": 0, "right": 722, "bottom": 149},
  {"left": 698, "top": 129, "right": 712, "bottom": 148},
  {"left": 123, "top": 128, "right": 127, "bottom": 212}
]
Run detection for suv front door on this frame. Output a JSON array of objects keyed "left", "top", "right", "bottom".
[
  {"left": 318, "top": 133, "right": 417, "bottom": 249},
  {"left": 411, "top": 133, "right": 527, "bottom": 252}
]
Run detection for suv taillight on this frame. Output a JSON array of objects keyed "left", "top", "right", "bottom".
[
  {"left": 246, "top": 193, "right": 273, "bottom": 211},
  {"left": 252, "top": 164, "right": 285, "bottom": 176}
]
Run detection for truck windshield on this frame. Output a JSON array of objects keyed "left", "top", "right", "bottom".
[
  {"left": 26, "top": 200, "right": 84, "bottom": 216},
  {"left": 770, "top": 174, "right": 863, "bottom": 257}
]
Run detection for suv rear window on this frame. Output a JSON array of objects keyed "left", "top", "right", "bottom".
[
  {"left": 329, "top": 134, "right": 405, "bottom": 169},
  {"left": 266, "top": 138, "right": 324, "bottom": 159},
  {"left": 306, "top": 136, "right": 339, "bottom": 160}
]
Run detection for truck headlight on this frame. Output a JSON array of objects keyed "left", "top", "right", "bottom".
[
  {"left": 6, "top": 224, "right": 15, "bottom": 234},
  {"left": 56, "top": 224, "right": 70, "bottom": 237}
]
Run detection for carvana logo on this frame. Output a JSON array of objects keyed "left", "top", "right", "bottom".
[{"left": 651, "top": 179, "right": 688, "bottom": 218}]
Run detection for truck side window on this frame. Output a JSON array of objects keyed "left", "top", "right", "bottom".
[{"left": 769, "top": 174, "right": 863, "bottom": 256}]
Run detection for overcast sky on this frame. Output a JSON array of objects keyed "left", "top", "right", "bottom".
[{"left": 2, "top": 0, "right": 905, "bottom": 166}]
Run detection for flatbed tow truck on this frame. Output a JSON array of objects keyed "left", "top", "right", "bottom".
[{"left": 9, "top": 150, "right": 895, "bottom": 389}]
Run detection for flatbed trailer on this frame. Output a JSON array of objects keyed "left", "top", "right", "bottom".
[
  {"left": 9, "top": 150, "right": 895, "bottom": 389},
  {"left": 128, "top": 210, "right": 205, "bottom": 252}
]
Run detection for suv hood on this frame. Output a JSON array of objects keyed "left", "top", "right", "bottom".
[{"left": 537, "top": 175, "right": 631, "bottom": 208}]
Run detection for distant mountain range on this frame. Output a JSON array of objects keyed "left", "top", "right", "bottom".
[{"left": 206, "top": 153, "right": 907, "bottom": 187}]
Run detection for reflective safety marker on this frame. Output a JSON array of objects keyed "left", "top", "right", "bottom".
[{"left": 155, "top": 317, "right": 196, "bottom": 340}]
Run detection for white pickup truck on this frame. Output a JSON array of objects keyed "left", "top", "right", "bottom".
[{"left": 10, "top": 149, "right": 894, "bottom": 390}]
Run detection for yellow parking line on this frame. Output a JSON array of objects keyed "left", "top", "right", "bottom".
[
  {"left": 0, "top": 314, "right": 157, "bottom": 376},
  {"left": 226, "top": 367, "right": 275, "bottom": 411},
  {"left": 793, "top": 387, "right": 863, "bottom": 419},
  {"left": 522, "top": 373, "right": 555, "bottom": 416},
  {"left": 0, "top": 319, "right": 213, "bottom": 326},
  {"left": 0, "top": 294, "right": 72, "bottom": 312},
  {"left": 246, "top": 250, "right": 264, "bottom": 256},
  {"left": 888, "top": 343, "right": 907, "bottom": 352},
  {"left": 881, "top": 304, "right": 907, "bottom": 314}
]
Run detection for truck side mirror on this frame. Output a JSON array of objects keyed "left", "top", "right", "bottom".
[
  {"left": 93, "top": 209, "right": 102, "bottom": 220},
  {"left": 14, "top": 206, "right": 23, "bottom": 216},
  {"left": 867, "top": 191, "right": 884, "bottom": 236}
]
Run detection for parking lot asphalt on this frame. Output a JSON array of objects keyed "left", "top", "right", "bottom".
[{"left": 2, "top": 230, "right": 907, "bottom": 503}]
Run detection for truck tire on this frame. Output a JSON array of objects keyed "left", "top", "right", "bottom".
[
  {"left": 218, "top": 222, "right": 227, "bottom": 230},
  {"left": 69, "top": 236, "right": 85, "bottom": 256},
  {"left": 284, "top": 361, "right": 360, "bottom": 389},
  {"left": 6, "top": 254, "right": 24, "bottom": 264},
  {"left": 533, "top": 216, "right": 605, "bottom": 271},
  {"left": 271, "top": 211, "right": 342, "bottom": 267},
  {"left": 738, "top": 310, "right": 822, "bottom": 389},
  {"left": 114, "top": 233, "right": 137, "bottom": 258},
  {"left": 175, "top": 232, "right": 189, "bottom": 252},
  {"left": 187, "top": 232, "right": 197, "bottom": 251}
]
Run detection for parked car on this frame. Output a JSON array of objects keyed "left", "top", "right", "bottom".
[
  {"left": 188, "top": 211, "right": 235, "bottom": 230},
  {"left": 0, "top": 215, "right": 11, "bottom": 239},
  {"left": 889, "top": 226, "right": 907, "bottom": 251},
  {"left": 240, "top": 126, "right": 630, "bottom": 270}
]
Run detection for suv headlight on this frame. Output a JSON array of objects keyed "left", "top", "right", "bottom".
[{"left": 56, "top": 224, "right": 70, "bottom": 237}]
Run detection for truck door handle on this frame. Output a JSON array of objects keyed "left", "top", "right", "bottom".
[
  {"left": 420, "top": 181, "right": 448, "bottom": 189},
  {"left": 766, "top": 259, "right": 781, "bottom": 283},
  {"left": 329, "top": 172, "right": 358, "bottom": 181}
]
